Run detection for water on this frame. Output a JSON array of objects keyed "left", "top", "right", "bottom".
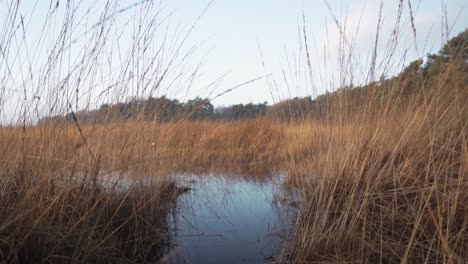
[
  {"left": 77, "top": 170, "right": 296, "bottom": 263},
  {"left": 170, "top": 173, "right": 295, "bottom": 264}
]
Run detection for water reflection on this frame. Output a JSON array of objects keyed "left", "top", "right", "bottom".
[{"left": 170, "top": 173, "right": 295, "bottom": 264}]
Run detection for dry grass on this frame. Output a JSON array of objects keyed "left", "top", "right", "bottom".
[
  {"left": 1, "top": 118, "right": 282, "bottom": 176},
  {"left": 280, "top": 59, "right": 468, "bottom": 263},
  {"left": 282, "top": 119, "right": 467, "bottom": 263},
  {"left": 2, "top": 90, "right": 465, "bottom": 263},
  {"left": 1, "top": 95, "right": 466, "bottom": 263},
  {"left": 0, "top": 118, "right": 284, "bottom": 263},
  {"left": 0, "top": 166, "right": 180, "bottom": 263},
  {"left": 0, "top": 0, "right": 466, "bottom": 263}
]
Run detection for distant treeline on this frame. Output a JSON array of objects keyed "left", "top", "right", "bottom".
[
  {"left": 38, "top": 94, "right": 337, "bottom": 124},
  {"left": 40, "top": 29, "right": 467, "bottom": 125},
  {"left": 39, "top": 97, "right": 270, "bottom": 124}
]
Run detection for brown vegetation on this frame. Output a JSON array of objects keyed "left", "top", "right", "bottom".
[
  {"left": 0, "top": 0, "right": 466, "bottom": 262},
  {"left": 2, "top": 82, "right": 466, "bottom": 263},
  {"left": 280, "top": 51, "right": 468, "bottom": 263}
]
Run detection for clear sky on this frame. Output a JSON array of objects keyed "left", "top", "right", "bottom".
[
  {"left": 0, "top": 0, "right": 467, "bottom": 122},
  {"left": 162, "top": 0, "right": 467, "bottom": 106}
]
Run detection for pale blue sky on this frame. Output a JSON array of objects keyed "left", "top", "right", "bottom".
[
  {"left": 161, "top": 0, "right": 467, "bottom": 105},
  {"left": 0, "top": 0, "right": 466, "bottom": 122}
]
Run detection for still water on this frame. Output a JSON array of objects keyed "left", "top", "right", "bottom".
[{"left": 170, "top": 174, "right": 295, "bottom": 264}]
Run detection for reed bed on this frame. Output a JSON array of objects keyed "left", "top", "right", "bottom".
[
  {"left": 1, "top": 118, "right": 282, "bottom": 176},
  {"left": 281, "top": 57, "right": 468, "bottom": 263},
  {"left": 0, "top": 0, "right": 466, "bottom": 262},
  {"left": 2, "top": 90, "right": 465, "bottom": 263},
  {"left": 0, "top": 118, "right": 285, "bottom": 263},
  {"left": 0, "top": 165, "right": 180, "bottom": 263},
  {"left": 0, "top": 94, "right": 466, "bottom": 262}
]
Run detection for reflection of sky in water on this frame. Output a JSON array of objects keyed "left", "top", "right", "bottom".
[{"left": 171, "top": 174, "right": 293, "bottom": 264}]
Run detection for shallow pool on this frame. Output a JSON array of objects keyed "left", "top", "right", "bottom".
[{"left": 170, "top": 173, "right": 295, "bottom": 263}]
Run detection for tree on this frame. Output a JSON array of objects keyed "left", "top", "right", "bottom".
[
  {"left": 144, "top": 96, "right": 182, "bottom": 121},
  {"left": 182, "top": 97, "right": 214, "bottom": 120}
]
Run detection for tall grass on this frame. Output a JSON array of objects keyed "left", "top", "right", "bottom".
[
  {"left": 0, "top": 0, "right": 466, "bottom": 263},
  {"left": 279, "top": 20, "right": 468, "bottom": 264},
  {"left": 0, "top": 169, "right": 179, "bottom": 263},
  {"left": 0, "top": 0, "right": 211, "bottom": 262},
  {"left": 284, "top": 110, "right": 467, "bottom": 262}
]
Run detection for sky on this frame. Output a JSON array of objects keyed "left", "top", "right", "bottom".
[
  {"left": 0, "top": 0, "right": 467, "bottom": 122},
  {"left": 162, "top": 0, "right": 467, "bottom": 106}
]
